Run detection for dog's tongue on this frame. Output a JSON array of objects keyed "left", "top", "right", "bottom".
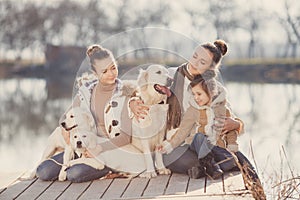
[{"left": 156, "top": 85, "right": 172, "bottom": 97}]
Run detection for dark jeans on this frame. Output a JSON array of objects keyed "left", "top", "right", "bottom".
[
  {"left": 163, "top": 133, "right": 258, "bottom": 181},
  {"left": 163, "top": 145, "right": 199, "bottom": 174},
  {"left": 36, "top": 152, "right": 110, "bottom": 183}
]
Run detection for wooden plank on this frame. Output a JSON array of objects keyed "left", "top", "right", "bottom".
[
  {"left": 37, "top": 181, "right": 72, "bottom": 200},
  {"left": 187, "top": 177, "right": 205, "bottom": 195},
  {"left": 142, "top": 174, "right": 171, "bottom": 197},
  {"left": 57, "top": 181, "right": 91, "bottom": 200},
  {"left": 143, "top": 194, "right": 253, "bottom": 199},
  {"left": 165, "top": 173, "right": 189, "bottom": 195},
  {"left": 205, "top": 176, "right": 225, "bottom": 195},
  {"left": 15, "top": 180, "right": 53, "bottom": 200},
  {"left": 101, "top": 178, "right": 130, "bottom": 199},
  {"left": 224, "top": 171, "right": 246, "bottom": 193},
  {"left": 0, "top": 179, "right": 37, "bottom": 200},
  {"left": 121, "top": 177, "right": 149, "bottom": 199},
  {"left": 78, "top": 179, "right": 113, "bottom": 200},
  {"left": 0, "top": 188, "right": 6, "bottom": 194}
]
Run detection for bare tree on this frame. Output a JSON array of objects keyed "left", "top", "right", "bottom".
[
  {"left": 238, "top": 8, "right": 266, "bottom": 58},
  {"left": 284, "top": 0, "right": 300, "bottom": 43},
  {"left": 85, "top": 0, "right": 109, "bottom": 43},
  {"left": 275, "top": 0, "right": 300, "bottom": 57},
  {"left": 207, "top": 0, "right": 239, "bottom": 41}
]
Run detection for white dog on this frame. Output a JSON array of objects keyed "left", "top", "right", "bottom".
[
  {"left": 68, "top": 131, "right": 147, "bottom": 177},
  {"left": 131, "top": 64, "right": 173, "bottom": 178},
  {"left": 65, "top": 130, "right": 105, "bottom": 178},
  {"left": 28, "top": 107, "right": 96, "bottom": 180}
]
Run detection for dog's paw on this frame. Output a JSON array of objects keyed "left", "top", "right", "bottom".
[
  {"left": 28, "top": 170, "right": 37, "bottom": 179},
  {"left": 19, "top": 169, "right": 37, "bottom": 181},
  {"left": 58, "top": 170, "right": 67, "bottom": 181},
  {"left": 157, "top": 168, "right": 171, "bottom": 175},
  {"left": 96, "top": 163, "right": 105, "bottom": 170},
  {"left": 139, "top": 171, "right": 157, "bottom": 178}
]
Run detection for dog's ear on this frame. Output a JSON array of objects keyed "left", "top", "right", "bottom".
[
  {"left": 88, "top": 134, "right": 98, "bottom": 149},
  {"left": 137, "top": 69, "right": 148, "bottom": 87},
  {"left": 82, "top": 112, "right": 95, "bottom": 130}
]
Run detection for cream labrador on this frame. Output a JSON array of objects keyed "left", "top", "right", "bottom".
[
  {"left": 131, "top": 64, "right": 173, "bottom": 178},
  {"left": 28, "top": 107, "right": 96, "bottom": 180}
]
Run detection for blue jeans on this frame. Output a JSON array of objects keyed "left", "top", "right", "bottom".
[
  {"left": 36, "top": 152, "right": 110, "bottom": 183},
  {"left": 190, "top": 133, "right": 236, "bottom": 171}
]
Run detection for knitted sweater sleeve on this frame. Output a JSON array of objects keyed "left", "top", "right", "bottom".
[{"left": 169, "top": 106, "right": 197, "bottom": 148}]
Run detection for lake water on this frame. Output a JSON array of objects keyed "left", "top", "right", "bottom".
[{"left": 0, "top": 77, "right": 299, "bottom": 197}]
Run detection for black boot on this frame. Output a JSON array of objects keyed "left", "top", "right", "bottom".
[
  {"left": 210, "top": 157, "right": 223, "bottom": 179},
  {"left": 200, "top": 153, "right": 223, "bottom": 179},
  {"left": 188, "top": 166, "right": 205, "bottom": 179}
]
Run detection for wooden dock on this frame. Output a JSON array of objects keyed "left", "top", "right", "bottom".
[{"left": 0, "top": 171, "right": 253, "bottom": 199}]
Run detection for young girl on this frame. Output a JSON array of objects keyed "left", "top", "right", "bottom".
[
  {"left": 158, "top": 74, "right": 239, "bottom": 179},
  {"left": 190, "top": 74, "right": 239, "bottom": 152}
]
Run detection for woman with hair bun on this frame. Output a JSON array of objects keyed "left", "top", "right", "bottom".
[
  {"left": 36, "top": 44, "right": 145, "bottom": 182},
  {"left": 153, "top": 40, "right": 258, "bottom": 182}
]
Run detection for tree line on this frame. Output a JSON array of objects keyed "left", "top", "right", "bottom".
[{"left": 0, "top": 0, "right": 299, "bottom": 60}]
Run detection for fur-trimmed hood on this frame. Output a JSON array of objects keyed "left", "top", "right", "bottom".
[
  {"left": 189, "top": 82, "right": 227, "bottom": 110},
  {"left": 120, "top": 80, "right": 138, "bottom": 97},
  {"left": 188, "top": 83, "right": 227, "bottom": 145}
]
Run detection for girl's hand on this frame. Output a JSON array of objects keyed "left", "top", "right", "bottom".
[
  {"left": 129, "top": 99, "right": 149, "bottom": 122},
  {"left": 156, "top": 141, "right": 173, "bottom": 154}
]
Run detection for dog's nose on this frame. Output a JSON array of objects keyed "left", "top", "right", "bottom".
[
  {"left": 61, "top": 122, "right": 66, "bottom": 128},
  {"left": 77, "top": 141, "right": 82, "bottom": 147}
]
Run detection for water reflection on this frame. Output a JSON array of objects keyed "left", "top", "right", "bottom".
[
  {"left": 0, "top": 78, "right": 299, "bottom": 179},
  {"left": 225, "top": 83, "right": 300, "bottom": 173},
  {"left": 0, "top": 78, "right": 71, "bottom": 172}
]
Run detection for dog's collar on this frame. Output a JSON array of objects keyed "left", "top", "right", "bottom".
[{"left": 65, "top": 124, "right": 78, "bottom": 131}]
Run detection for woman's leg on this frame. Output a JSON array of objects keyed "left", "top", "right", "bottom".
[
  {"left": 66, "top": 164, "right": 110, "bottom": 183},
  {"left": 36, "top": 152, "right": 64, "bottom": 181},
  {"left": 235, "top": 151, "right": 259, "bottom": 180},
  {"left": 211, "top": 146, "right": 236, "bottom": 171},
  {"left": 163, "top": 145, "right": 199, "bottom": 174},
  {"left": 189, "top": 133, "right": 214, "bottom": 159}
]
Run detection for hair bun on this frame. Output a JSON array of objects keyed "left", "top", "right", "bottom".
[
  {"left": 214, "top": 40, "right": 227, "bottom": 56},
  {"left": 86, "top": 44, "right": 104, "bottom": 57}
]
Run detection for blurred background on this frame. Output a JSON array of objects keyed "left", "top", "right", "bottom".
[{"left": 0, "top": 0, "right": 299, "bottom": 198}]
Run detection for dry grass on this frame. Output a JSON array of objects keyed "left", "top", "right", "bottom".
[
  {"left": 267, "top": 146, "right": 300, "bottom": 200},
  {"left": 230, "top": 151, "right": 266, "bottom": 200},
  {"left": 235, "top": 143, "right": 300, "bottom": 200}
]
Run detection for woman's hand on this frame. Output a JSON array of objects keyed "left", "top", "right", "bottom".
[
  {"left": 129, "top": 99, "right": 149, "bottom": 122},
  {"left": 83, "top": 145, "right": 103, "bottom": 158},
  {"left": 214, "top": 117, "right": 240, "bottom": 134}
]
